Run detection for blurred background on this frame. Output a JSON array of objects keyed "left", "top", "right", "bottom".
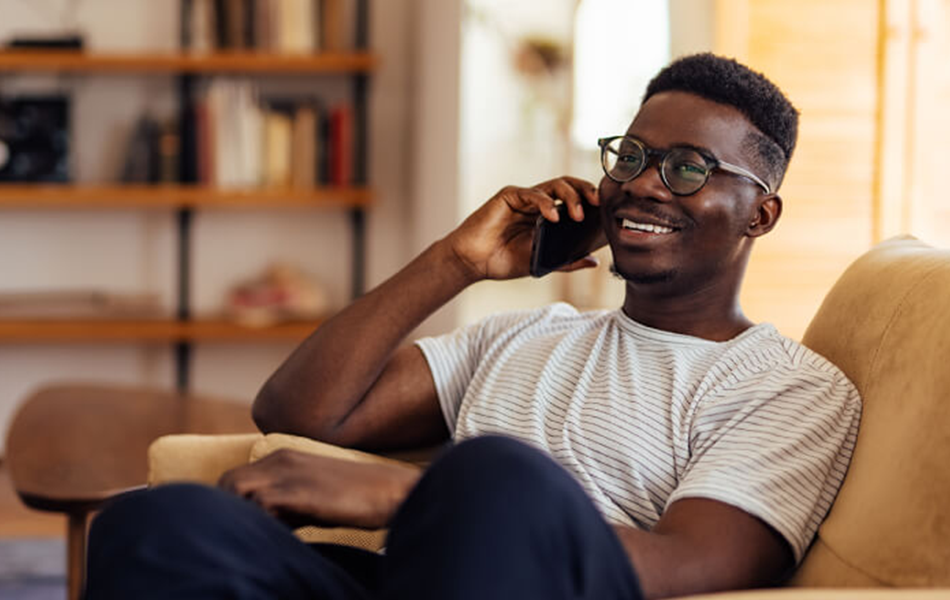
[
  {"left": 0, "top": 0, "right": 947, "bottom": 459},
  {"left": 0, "top": 0, "right": 948, "bottom": 595}
]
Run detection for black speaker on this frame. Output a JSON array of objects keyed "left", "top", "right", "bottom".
[{"left": 0, "top": 96, "right": 70, "bottom": 182}]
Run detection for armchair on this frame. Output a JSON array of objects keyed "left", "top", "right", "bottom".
[{"left": 149, "top": 236, "right": 950, "bottom": 596}]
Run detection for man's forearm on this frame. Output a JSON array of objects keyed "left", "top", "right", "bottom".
[
  {"left": 612, "top": 500, "right": 792, "bottom": 600},
  {"left": 254, "top": 239, "right": 478, "bottom": 438}
]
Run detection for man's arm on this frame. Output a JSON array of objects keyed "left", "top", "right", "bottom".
[
  {"left": 613, "top": 498, "right": 793, "bottom": 600},
  {"left": 253, "top": 177, "right": 600, "bottom": 451}
]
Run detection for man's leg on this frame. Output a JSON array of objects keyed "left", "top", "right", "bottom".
[
  {"left": 85, "top": 483, "right": 379, "bottom": 600},
  {"left": 380, "top": 435, "right": 644, "bottom": 600}
]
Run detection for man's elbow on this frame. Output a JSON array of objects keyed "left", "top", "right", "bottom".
[
  {"left": 252, "top": 382, "right": 286, "bottom": 433},
  {"left": 252, "top": 382, "right": 343, "bottom": 442}
]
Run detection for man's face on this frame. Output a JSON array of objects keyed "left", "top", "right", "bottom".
[{"left": 598, "top": 91, "right": 770, "bottom": 293}]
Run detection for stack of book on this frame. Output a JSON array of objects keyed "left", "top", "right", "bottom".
[
  {"left": 193, "top": 80, "right": 352, "bottom": 188},
  {"left": 182, "top": 0, "right": 349, "bottom": 53},
  {"left": 0, "top": 291, "right": 162, "bottom": 319}
]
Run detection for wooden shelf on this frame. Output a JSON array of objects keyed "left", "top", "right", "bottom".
[
  {"left": 0, "top": 318, "right": 323, "bottom": 343},
  {"left": 0, "top": 185, "right": 373, "bottom": 210},
  {"left": 0, "top": 50, "right": 378, "bottom": 74}
]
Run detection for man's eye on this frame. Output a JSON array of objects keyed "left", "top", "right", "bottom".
[{"left": 673, "top": 162, "right": 706, "bottom": 180}]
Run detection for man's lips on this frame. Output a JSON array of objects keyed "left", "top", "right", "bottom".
[
  {"left": 609, "top": 201, "right": 689, "bottom": 228},
  {"left": 615, "top": 216, "right": 680, "bottom": 234},
  {"left": 609, "top": 210, "right": 686, "bottom": 241}
]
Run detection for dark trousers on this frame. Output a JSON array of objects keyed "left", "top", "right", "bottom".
[{"left": 85, "top": 435, "right": 643, "bottom": 600}]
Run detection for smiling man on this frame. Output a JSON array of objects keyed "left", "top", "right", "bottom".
[{"left": 86, "top": 54, "right": 861, "bottom": 600}]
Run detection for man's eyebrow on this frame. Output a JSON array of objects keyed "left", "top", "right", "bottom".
[
  {"left": 625, "top": 135, "right": 716, "bottom": 157},
  {"left": 669, "top": 142, "right": 715, "bottom": 156}
]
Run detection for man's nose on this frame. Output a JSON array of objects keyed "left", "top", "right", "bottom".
[{"left": 620, "top": 163, "right": 673, "bottom": 203}]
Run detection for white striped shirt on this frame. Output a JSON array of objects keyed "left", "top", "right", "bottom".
[{"left": 416, "top": 303, "right": 861, "bottom": 562}]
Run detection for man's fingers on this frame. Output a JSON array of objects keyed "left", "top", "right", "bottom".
[
  {"left": 561, "top": 176, "right": 600, "bottom": 206},
  {"left": 546, "top": 178, "right": 585, "bottom": 221},
  {"left": 218, "top": 464, "right": 270, "bottom": 499},
  {"left": 511, "top": 187, "right": 562, "bottom": 222}
]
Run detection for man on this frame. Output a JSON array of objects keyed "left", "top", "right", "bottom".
[{"left": 86, "top": 54, "right": 861, "bottom": 600}]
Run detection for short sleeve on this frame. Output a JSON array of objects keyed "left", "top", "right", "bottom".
[
  {"left": 667, "top": 356, "right": 861, "bottom": 563},
  {"left": 415, "top": 309, "right": 541, "bottom": 436}
]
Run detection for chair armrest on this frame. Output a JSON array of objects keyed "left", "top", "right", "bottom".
[
  {"left": 146, "top": 432, "right": 430, "bottom": 551},
  {"left": 248, "top": 433, "right": 421, "bottom": 467},
  {"left": 147, "top": 433, "right": 263, "bottom": 487},
  {"left": 674, "top": 590, "right": 950, "bottom": 599}
]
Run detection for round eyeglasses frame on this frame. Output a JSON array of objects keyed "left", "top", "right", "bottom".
[{"left": 598, "top": 136, "right": 772, "bottom": 196}]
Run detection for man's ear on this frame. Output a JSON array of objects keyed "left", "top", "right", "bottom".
[{"left": 747, "top": 195, "right": 782, "bottom": 237}]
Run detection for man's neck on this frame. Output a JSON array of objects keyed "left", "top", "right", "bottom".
[{"left": 621, "top": 280, "right": 754, "bottom": 342}]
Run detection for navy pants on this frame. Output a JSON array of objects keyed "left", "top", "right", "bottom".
[{"left": 85, "top": 436, "right": 643, "bottom": 600}]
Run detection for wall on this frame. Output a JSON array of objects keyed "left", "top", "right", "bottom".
[
  {"left": 406, "top": 0, "right": 465, "bottom": 338},
  {"left": 716, "top": 0, "right": 880, "bottom": 339},
  {"left": 0, "top": 0, "right": 418, "bottom": 448}
]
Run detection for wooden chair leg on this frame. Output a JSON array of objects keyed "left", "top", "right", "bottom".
[{"left": 67, "top": 511, "right": 88, "bottom": 600}]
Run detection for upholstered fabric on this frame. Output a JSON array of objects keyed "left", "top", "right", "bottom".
[
  {"left": 147, "top": 433, "right": 262, "bottom": 487},
  {"left": 147, "top": 431, "right": 419, "bottom": 550},
  {"left": 677, "top": 591, "right": 950, "bottom": 600},
  {"left": 145, "top": 236, "right": 950, "bottom": 593},
  {"left": 793, "top": 236, "right": 950, "bottom": 586}
]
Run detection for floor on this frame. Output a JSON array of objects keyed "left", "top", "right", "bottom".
[{"left": 0, "top": 461, "right": 67, "bottom": 599}]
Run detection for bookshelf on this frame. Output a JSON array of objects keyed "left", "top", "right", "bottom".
[
  {"left": 0, "top": 319, "right": 322, "bottom": 343},
  {"left": 0, "top": 0, "right": 374, "bottom": 391},
  {"left": 0, "top": 184, "right": 374, "bottom": 210},
  {"left": 0, "top": 51, "right": 378, "bottom": 74}
]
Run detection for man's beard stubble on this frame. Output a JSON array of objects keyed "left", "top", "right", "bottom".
[{"left": 609, "top": 262, "right": 677, "bottom": 285}]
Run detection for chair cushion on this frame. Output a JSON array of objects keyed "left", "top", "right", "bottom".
[
  {"left": 147, "top": 433, "right": 263, "bottom": 487},
  {"left": 793, "top": 236, "right": 950, "bottom": 586}
]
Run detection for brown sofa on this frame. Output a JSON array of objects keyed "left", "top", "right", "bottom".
[{"left": 149, "top": 236, "right": 950, "bottom": 596}]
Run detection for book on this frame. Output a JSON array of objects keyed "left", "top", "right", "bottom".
[
  {"left": 252, "top": 0, "right": 274, "bottom": 51},
  {"left": 195, "top": 97, "right": 214, "bottom": 185},
  {"left": 264, "top": 108, "right": 293, "bottom": 186},
  {"left": 321, "top": 0, "right": 344, "bottom": 51},
  {"left": 189, "top": 0, "right": 218, "bottom": 52},
  {"left": 277, "top": 0, "right": 317, "bottom": 53},
  {"left": 328, "top": 103, "right": 352, "bottom": 185},
  {"left": 224, "top": 0, "right": 247, "bottom": 49},
  {"left": 291, "top": 103, "right": 317, "bottom": 187}
]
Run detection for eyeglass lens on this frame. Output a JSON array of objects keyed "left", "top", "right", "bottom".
[{"left": 602, "top": 138, "right": 711, "bottom": 195}]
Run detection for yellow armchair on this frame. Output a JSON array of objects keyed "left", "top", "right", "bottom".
[{"left": 147, "top": 236, "right": 950, "bottom": 595}]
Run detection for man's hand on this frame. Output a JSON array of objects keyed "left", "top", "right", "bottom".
[
  {"left": 218, "top": 450, "right": 422, "bottom": 530},
  {"left": 443, "top": 176, "right": 601, "bottom": 282}
]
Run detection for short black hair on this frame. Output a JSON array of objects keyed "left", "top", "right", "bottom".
[{"left": 643, "top": 53, "right": 799, "bottom": 190}]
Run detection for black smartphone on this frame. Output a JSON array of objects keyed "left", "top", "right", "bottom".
[{"left": 529, "top": 200, "right": 606, "bottom": 278}]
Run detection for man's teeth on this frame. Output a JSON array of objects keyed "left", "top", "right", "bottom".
[{"left": 621, "top": 218, "right": 674, "bottom": 234}]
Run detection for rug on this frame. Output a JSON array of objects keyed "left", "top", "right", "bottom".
[{"left": 0, "top": 538, "right": 66, "bottom": 600}]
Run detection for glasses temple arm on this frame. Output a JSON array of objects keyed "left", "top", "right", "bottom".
[{"left": 717, "top": 161, "right": 772, "bottom": 194}]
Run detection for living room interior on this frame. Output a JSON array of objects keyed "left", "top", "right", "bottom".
[{"left": 0, "top": 0, "right": 948, "bottom": 598}]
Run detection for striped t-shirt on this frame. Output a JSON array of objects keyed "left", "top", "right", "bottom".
[{"left": 415, "top": 303, "right": 861, "bottom": 562}]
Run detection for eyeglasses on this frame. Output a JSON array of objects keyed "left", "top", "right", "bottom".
[{"left": 598, "top": 136, "right": 772, "bottom": 196}]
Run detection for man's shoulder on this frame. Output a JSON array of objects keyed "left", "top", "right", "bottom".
[{"left": 708, "top": 324, "right": 862, "bottom": 405}]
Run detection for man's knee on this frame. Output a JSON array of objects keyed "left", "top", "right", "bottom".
[
  {"left": 90, "top": 483, "right": 244, "bottom": 548},
  {"left": 418, "top": 435, "right": 584, "bottom": 510}
]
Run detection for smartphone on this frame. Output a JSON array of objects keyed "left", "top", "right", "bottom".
[{"left": 529, "top": 200, "right": 606, "bottom": 278}]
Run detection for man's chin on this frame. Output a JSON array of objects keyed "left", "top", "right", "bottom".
[{"left": 610, "top": 263, "right": 677, "bottom": 285}]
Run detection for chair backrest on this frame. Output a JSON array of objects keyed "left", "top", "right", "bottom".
[{"left": 792, "top": 236, "right": 950, "bottom": 586}]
